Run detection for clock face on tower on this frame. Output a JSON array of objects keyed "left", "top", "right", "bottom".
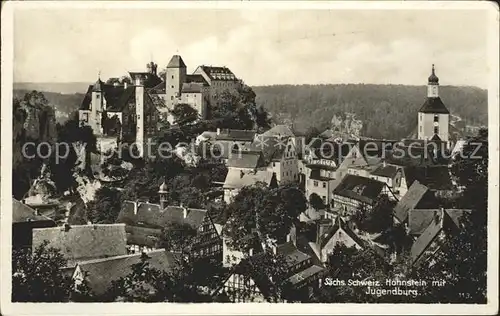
[
  {"left": 434, "top": 122, "right": 439, "bottom": 127},
  {"left": 432, "top": 86, "right": 438, "bottom": 94}
]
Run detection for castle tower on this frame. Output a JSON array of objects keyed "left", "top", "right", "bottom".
[
  {"left": 158, "top": 182, "right": 168, "bottom": 209},
  {"left": 91, "top": 75, "right": 104, "bottom": 135},
  {"left": 135, "top": 75, "right": 145, "bottom": 157},
  {"left": 165, "top": 55, "right": 187, "bottom": 113},
  {"left": 417, "top": 64, "right": 450, "bottom": 143}
]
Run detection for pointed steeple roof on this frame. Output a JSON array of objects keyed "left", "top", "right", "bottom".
[
  {"left": 92, "top": 72, "right": 104, "bottom": 92},
  {"left": 167, "top": 55, "right": 186, "bottom": 68}
]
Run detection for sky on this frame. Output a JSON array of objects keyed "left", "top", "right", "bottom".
[{"left": 13, "top": 7, "right": 491, "bottom": 88}]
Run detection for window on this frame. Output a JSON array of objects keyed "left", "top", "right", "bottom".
[
  {"left": 434, "top": 115, "right": 439, "bottom": 122},
  {"left": 313, "top": 181, "right": 318, "bottom": 187},
  {"left": 322, "top": 182, "right": 326, "bottom": 188},
  {"left": 171, "top": 85, "right": 174, "bottom": 88},
  {"left": 434, "top": 126, "right": 439, "bottom": 134},
  {"left": 419, "top": 125, "right": 422, "bottom": 132},
  {"left": 322, "top": 196, "right": 326, "bottom": 203},
  {"left": 171, "top": 96, "right": 174, "bottom": 100},
  {"left": 96, "top": 94, "right": 100, "bottom": 99},
  {"left": 172, "top": 75, "right": 174, "bottom": 79}
]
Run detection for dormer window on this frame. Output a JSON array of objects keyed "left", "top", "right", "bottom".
[{"left": 434, "top": 115, "right": 439, "bottom": 122}]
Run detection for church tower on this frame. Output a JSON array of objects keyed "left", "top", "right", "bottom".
[
  {"left": 135, "top": 75, "right": 145, "bottom": 157},
  {"left": 165, "top": 55, "right": 187, "bottom": 122},
  {"left": 417, "top": 64, "right": 450, "bottom": 143}
]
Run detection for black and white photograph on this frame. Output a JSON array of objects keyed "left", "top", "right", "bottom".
[{"left": 1, "top": 1, "right": 498, "bottom": 315}]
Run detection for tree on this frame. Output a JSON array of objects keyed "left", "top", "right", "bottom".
[
  {"left": 12, "top": 241, "right": 72, "bottom": 302},
  {"left": 352, "top": 195, "right": 393, "bottom": 233},
  {"left": 106, "top": 252, "right": 170, "bottom": 302},
  {"left": 87, "top": 187, "right": 123, "bottom": 224},
  {"left": 210, "top": 87, "right": 255, "bottom": 130},
  {"left": 159, "top": 222, "right": 198, "bottom": 252},
  {"left": 171, "top": 103, "right": 199, "bottom": 126},
  {"left": 309, "top": 193, "right": 324, "bottom": 211},
  {"left": 223, "top": 183, "right": 307, "bottom": 252},
  {"left": 411, "top": 128, "right": 488, "bottom": 303}
]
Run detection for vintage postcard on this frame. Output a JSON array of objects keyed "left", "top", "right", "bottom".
[{"left": 1, "top": 1, "right": 498, "bottom": 315}]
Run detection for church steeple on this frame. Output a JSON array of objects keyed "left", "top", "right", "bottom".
[{"left": 427, "top": 64, "right": 439, "bottom": 98}]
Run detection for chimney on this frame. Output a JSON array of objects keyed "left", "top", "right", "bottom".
[
  {"left": 113, "top": 82, "right": 119, "bottom": 87},
  {"left": 133, "top": 202, "right": 139, "bottom": 215},
  {"left": 434, "top": 209, "right": 441, "bottom": 225},
  {"left": 124, "top": 81, "right": 128, "bottom": 89},
  {"left": 271, "top": 243, "right": 277, "bottom": 255},
  {"left": 87, "top": 221, "right": 92, "bottom": 225},
  {"left": 183, "top": 206, "right": 188, "bottom": 219},
  {"left": 316, "top": 221, "right": 329, "bottom": 245},
  {"left": 249, "top": 248, "right": 254, "bottom": 257},
  {"left": 216, "top": 128, "right": 221, "bottom": 135}
]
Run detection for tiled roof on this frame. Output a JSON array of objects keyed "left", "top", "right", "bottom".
[
  {"left": 260, "top": 125, "right": 296, "bottom": 138},
  {"left": 215, "top": 129, "right": 256, "bottom": 142},
  {"left": 32, "top": 224, "right": 128, "bottom": 266},
  {"left": 117, "top": 201, "right": 208, "bottom": 230},
  {"left": 76, "top": 249, "right": 181, "bottom": 296},
  {"left": 199, "top": 65, "right": 237, "bottom": 81},
  {"left": 223, "top": 168, "right": 276, "bottom": 190},
  {"left": 333, "top": 175, "right": 385, "bottom": 205},
  {"left": 12, "top": 198, "right": 54, "bottom": 223},
  {"left": 371, "top": 164, "right": 399, "bottom": 178},
  {"left": 227, "top": 151, "right": 266, "bottom": 169},
  {"left": 309, "top": 169, "right": 336, "bottom": 182},
  {"left": 167, "top": 55, "right": 187, "bottom": 68},
  {"left": 185, "top": 74, "right": 209, "bottom": 86},
  {"left": 79, "top": 84, "right": 136, "bottom": 112},
  {"left": 410, "top": 209, "right": 456, "bottom": 265},
  {"left": 404, "top": 166, "right": 453, "bottom": 191},
  {"left": 393, "top": 180, "right": 437, "bottom": 223},
  {"left": 148, "top": 82, "right": 166, "bottom": 94},
  {"left": 409, "top": 208, "right": 471, "bottom": 235},
  {"left": 320, "top": 216, "right": 366, "bottom": 249},
  {"left": 276, "top": 241, "right": 310, "bottom": 266},
  {"left": 288, "top": 265, "right": 324, "bottom": 285},
  {"left": 418, "top": 97, "right": 450, "bottom": 114},
  {"left": 181, "top": 82, "right": 203, "bottom": 93}
]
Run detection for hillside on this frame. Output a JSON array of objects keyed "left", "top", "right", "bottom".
[{"left": 253, "top": 84, "right": 488, "bottom": 139}]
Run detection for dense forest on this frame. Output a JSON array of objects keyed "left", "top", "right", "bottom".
[
  {"left": 253, "top": 84, "right": 488, "bottom": 139},
  {"left": 13, "top": 83, "right": 488, "bottom": 140}
]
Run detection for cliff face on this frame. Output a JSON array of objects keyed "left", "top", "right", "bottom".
[{"left": 12, "top": 91, "right": 58, "bottom": 198}]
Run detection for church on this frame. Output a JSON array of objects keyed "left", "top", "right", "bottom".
[{"left": 407, "top": 64, "right": 463, "bottom": 150}]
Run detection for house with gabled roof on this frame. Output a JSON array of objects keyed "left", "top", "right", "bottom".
[
  {"left": 222, "top": 168, "right": 277, "bottom": 204},
  {"left": 32, "top": 223, "right": 128, "bottom": 268},
  {"left": 12, "top": 198, "right": 56, "bottom": 250},
  {"left": 408, "top": 208, "right": 471, "bottom": 237},
  {"left": 330, "top": 174, "right": 396, "bottom": 220},
  {"left": 368, "top": 162, "right": 409, "bottom": 199},
  {"left": 214, "top": 239, "right": 325, "bottom": 302},
  {"left": 410, "top": 208, "right": 462, "bottom": 267},
  {"left": 116, "top": 196, "right": 221, "bottom": 262},
  {"left": 318, "top": 216, "right": 367, "bottom": 263},
  {"left": 72, "top": 249, "right": 182, "bottom": 298},
  {"left": 393, "top": 180, "right": 439, "bottom": 226}
]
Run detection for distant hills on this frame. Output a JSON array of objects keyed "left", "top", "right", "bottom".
[
  {"left": 13, "top": 82, "right": 488, "bottom": 139},
  {"left": 253, "top": 84, "right": 488, "bottom": 139},
  {"left": 14, "top": 82, "right": 90, "bottom": 95}
]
